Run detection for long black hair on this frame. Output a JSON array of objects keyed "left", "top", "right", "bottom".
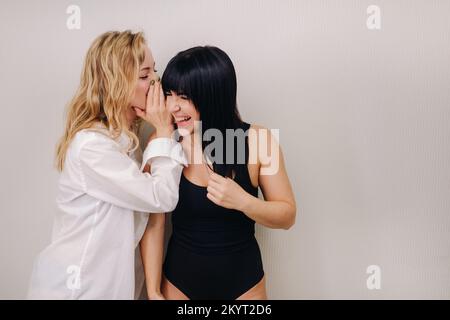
[{"left": 162, "top": 46, "right": 245, "bottom": 178}]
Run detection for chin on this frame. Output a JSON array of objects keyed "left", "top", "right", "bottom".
[
  {"left": 175, "top": 125, "right": 194, "bottom": 137},
  {"left": 126, "top": 114, "right": 138, "bottom": 126}
]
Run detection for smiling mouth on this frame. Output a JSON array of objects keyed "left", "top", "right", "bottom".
[{"left": 175, "top": 116, "right": 191, "bottom": 124}]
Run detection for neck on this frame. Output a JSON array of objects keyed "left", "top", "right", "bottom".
[{"left": 181, "top": 132, "right": 204, "bottom": 165}]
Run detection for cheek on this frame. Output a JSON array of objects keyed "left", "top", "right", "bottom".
[
  {"left": 166, "top": 97, "right": 177, "bottom": 112},
  {"left": 137, "top": 81, "right": 149, "bottom": 96},
  {"left": 182, "top": 103, "right": 199, "bottom": 120},
  {"left": 189, "top": 105, "right": 200, "bottom": 120},
  {"left": 132, "top": 81, "right": 149, "bottom": 104}
]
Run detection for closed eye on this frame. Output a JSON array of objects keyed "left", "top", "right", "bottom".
[{"left": 164, "top": 91, "right": 189, "bottom": 100}]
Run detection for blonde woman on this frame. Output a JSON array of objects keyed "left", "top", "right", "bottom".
[{"left": 27, "top": 31, "right": 186, "bottom": 300}]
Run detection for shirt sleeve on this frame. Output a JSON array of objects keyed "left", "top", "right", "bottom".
[{"left": 78, "top": 135, "right": 187, "bottom": 213}]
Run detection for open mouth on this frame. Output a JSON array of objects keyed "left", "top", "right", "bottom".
[{"left": 175, "top": 116, "right": 191, "bottom": 124}]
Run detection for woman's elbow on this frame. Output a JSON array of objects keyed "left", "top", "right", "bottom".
[
  {"left": 147, "top": 212, "right": 166, "bottom": 229},
  {"left": 160, "top": 191, "right": 179, "bottom": 213},
  {"left": 144, "top": 190, "right": 179, "bottom": 213},
  {"left": 282, "top": 205, "right": 297, "bottom": 230}
]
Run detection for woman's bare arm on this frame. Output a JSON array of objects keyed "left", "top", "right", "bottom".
[
  {"left": 241, "top": 125, "right": 296, "bottom": 229},
  {"left": 206, "top": 125, "right": 296, "bottom": 230},
  {"left": 140, "top": 212, "right": 166, "bottom": 299},
  {"left": 140, "top": 134, "right": 167, "bottom": 299}
]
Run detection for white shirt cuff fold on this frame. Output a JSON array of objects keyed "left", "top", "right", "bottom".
[{"left": 140, "top": 138, "right": 188, "bottom": 170}]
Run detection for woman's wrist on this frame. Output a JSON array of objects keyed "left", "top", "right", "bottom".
[
  {"left": 147, "top": 289, "right": 163, "bottom": 299},
  {"left": 238, "top": 192, "right": 256, "bottom": 213},
  {"left": 155, "top": 126, "right": 174, "bottom": 139}
]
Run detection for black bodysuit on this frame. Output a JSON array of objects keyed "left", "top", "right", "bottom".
[{"left": 163, "top": 122, "right": 264, "bottom": 299}]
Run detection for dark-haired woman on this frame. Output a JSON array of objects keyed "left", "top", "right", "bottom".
[{"left": 140, "top": 46, "right": 296, "bottom": 300}]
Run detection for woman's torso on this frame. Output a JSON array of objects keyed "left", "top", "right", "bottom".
[
  {"left": 170, "top": 121, "right": 260, "bottom": 253},
  {"left": 28, "top": 129, "right": 146, "bottom": 300}
]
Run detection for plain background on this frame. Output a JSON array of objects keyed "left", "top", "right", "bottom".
[{"left": 1, "top": 0, "right": 449, "bottom": 299}]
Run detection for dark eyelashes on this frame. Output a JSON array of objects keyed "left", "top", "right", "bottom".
[
  {"left": 164, "top": 92, "right": 188, "bottom": 100},
  {"left": 139, "top": 69, "right": 158, "bottom": 80}
]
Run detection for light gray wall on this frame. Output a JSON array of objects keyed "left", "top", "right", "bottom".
[{"left": 1, "top": 0, "right": 449, "bottom": 299}]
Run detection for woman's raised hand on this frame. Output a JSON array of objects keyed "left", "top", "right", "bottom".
[{"left": 135, "top": 81, "right": 174, "bottom": 138}]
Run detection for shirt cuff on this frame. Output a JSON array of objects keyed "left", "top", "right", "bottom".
[{"left": 140, "top": 138, "right": 188, "bottom": 170}]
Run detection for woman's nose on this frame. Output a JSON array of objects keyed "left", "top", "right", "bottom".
[{"left": 170, "top": 104, "right": 181, "bottom": 113}]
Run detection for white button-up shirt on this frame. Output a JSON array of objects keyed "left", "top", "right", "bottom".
[{"left": 27, "top": 126, "right": 187, "bottom": 300}]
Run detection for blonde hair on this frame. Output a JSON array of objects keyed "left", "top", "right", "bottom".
[{"left": 55, "top": 30, "right": 147, "bottom": 171}]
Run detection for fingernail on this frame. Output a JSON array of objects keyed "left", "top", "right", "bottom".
[{"left": 150, "top": 80, "right": 155, "bottom": 86}]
